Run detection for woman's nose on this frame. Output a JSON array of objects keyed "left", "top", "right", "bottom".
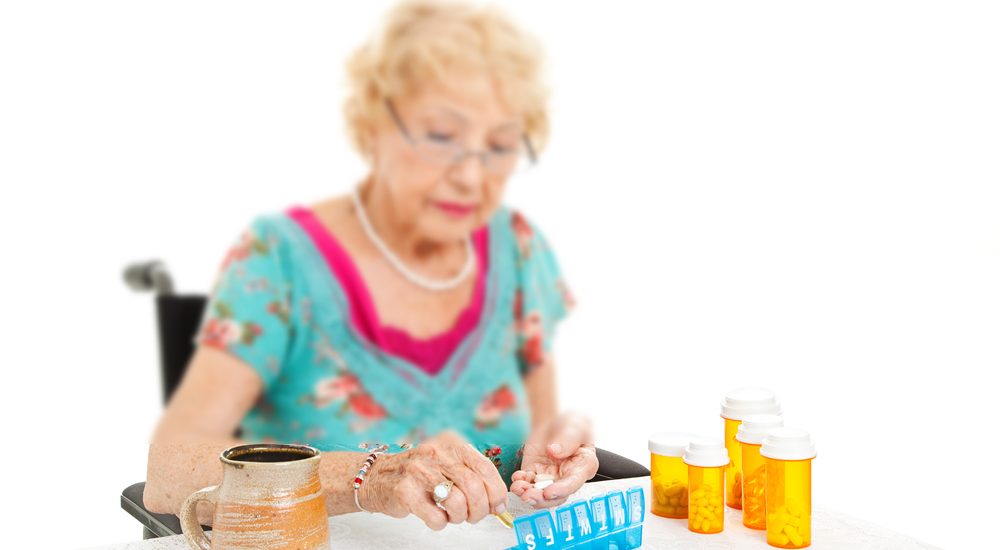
[{"left": 448, "top": 151, "right": 487, "bottom": 189}]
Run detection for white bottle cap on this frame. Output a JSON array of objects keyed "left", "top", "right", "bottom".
[
  {"left": 683, "top": 437, "right": 730, "bottom": 468},
  {"left": 648, "top": 432, "right": 694, "bottom": 457},
  {"left": 735, "top": 414, "right": 784, "bottom": 445},
  {"left": 720, "top": 387, "right": 782, "bottom": 420},
  {"left": 760, "top": 427, "right": 817, "bottom": 461}
]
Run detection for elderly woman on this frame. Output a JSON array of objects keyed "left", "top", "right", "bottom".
[{"left": 144, "top": 0, "right": 595, "bottom": 531}]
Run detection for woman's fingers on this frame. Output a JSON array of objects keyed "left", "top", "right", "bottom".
[
  {"left": 443, "top": 463, "right": 490, "bottom": 523},
  {"left": 393, "top": 477, "right": 447, "bottom": 530},
  {"left": 439, "top": 485, "right": 469, "bottom": 525},
  {"left": 510, "top": 479, "right": 532, "bottom": 497},
  {"left": 531, "top": 494, "right": 568, "bottom": 509},
  {"left": 542, "top": 448, "right": 599, "bottom": 502},
  {"left": 547, "top": 415, "right": 593, "bottom": 460},
  {"left": 512, "top": 482, "right": 545, "bottom": 506},
  {"left": 462, "top": 446, "right": 509, "bottom": 515},
  {"left": 511, "top": 469, "right": 537, "bottom": 483},
  {"left": 412, "top": 496, "right": 450, "bottom": 531}
]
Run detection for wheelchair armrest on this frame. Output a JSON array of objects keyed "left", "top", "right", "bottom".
[{"left": 590, "top": 447, "right": 649, "bottom": 482}]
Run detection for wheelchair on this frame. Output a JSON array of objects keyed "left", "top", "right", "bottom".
[{"left": 120, "top": 260, "right": 649, "bottom": 539}]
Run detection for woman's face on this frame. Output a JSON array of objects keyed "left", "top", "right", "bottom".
[{"left": 368, "top": 74, "right": 525, "bottom": 243}]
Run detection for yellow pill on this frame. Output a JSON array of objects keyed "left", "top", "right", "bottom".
[
  {"left": 709, "top": 495, "right": 722, "bottom": 507},
  {"left": 785, "top": 526, "right": 804, "bottom": 547},
  {"left": 787, "top": 515, "right": 802, "bottom": 528},
  {"left": 710, "top": 519, "right": 722, "bottom": 531},
  {"left": 696, "top": 498, "right": 708, "bottom": 507},
  {"left": 701, "top": 519, "right": 711, "bottom": 532},
  {"left": 787, "top": 500, "right": 802, "bottom": 516},
  {"left": 775, "top": 533, "right": 790, "bottom": 545},
  {"left": 771, "top": 518, "right": 787, "bottom": 533},
  {"left": 691, "top": 489, "right": 704, "bottom": 500}
]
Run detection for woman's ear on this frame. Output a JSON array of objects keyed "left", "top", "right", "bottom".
[{"left": 363, "top": 125, "right": 377, "bottom": 162}]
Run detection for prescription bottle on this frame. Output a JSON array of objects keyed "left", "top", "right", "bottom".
[
  {"left": 721, "top": 387, "right": 782, "bottom": 509},
  {"left": 761, "top": 428, "right": 816, "bottom": 548},
  {"left": 683, "top": 437, "right": 729, "bottom": 534},
  {"left": 735, "top": 414, "right": 784, "bottom": 530},
  {"left": 649, "top": 432, "right": 693, "bottom": 519}
]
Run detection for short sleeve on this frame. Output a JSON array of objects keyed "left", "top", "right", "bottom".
[
  {"left": 511, "top": 210, "right": 574, "bottom": 376},
  {"left": 194, "top": 216, "right": 293, "bottom": 390}
]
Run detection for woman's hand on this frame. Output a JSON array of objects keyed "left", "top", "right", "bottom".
[
  {"left": 359, "top": 431, "right": 509, "bottom": 530},
  {"left": 511, "top": 412, "right": 599, "bottom": 509}
]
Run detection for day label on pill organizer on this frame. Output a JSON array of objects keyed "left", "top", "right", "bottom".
[
  {"left": 515, "top": 517, "right": 536, "bottom": 549},
  {"left": 627, "top": 488, "right": 645, "bottom": 525},
  {"left": 533, "top": 514, "right": 556, "bottom": 547},
  {"left": 573, "top": 502, "right": 593, "bottom": 538},
  {"left": 607, "top": 492, "right": 628, "bottom": 530},
  {"left": 591, "top": 496, "right": 610, "bottom": 537},
  {"left": 555, "top": 506, "right": 576, "bottom": 545}
]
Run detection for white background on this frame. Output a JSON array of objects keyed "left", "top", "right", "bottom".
[{"left": 1, "top": 1, "right": 998, "bottom": 548}]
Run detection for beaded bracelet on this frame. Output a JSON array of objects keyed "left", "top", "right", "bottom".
[{"left": 353, "top": 443, "right": 389, "bottom": 513}]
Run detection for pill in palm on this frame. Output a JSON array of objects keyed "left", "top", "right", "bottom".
[{"left": 533, "top": 473, "right": 555, "bottom": 490}]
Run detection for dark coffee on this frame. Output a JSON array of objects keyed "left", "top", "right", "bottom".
[{"left": 224, "top": 445, "right": 317, "bottom": 463}]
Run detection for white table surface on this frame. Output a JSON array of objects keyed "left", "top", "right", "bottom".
[{"left": 87, "top": 477, "right": 940, "bottom": 550}]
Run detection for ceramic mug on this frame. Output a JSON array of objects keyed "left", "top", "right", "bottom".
[{"left": 180, "top": 443, "right": 330, "bottom": 550}]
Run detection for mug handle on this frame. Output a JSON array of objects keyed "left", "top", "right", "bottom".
[{"left": 180, "top": 485, "right": 219, "bottom": 550}]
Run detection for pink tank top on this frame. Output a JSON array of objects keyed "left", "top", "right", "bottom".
[{"left": 286, "top": 206, "right": 488, "bottom": 376}]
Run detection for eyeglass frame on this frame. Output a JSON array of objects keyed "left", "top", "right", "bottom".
[{"left": 384, "top": 99, "right": 537, "bottom": 171}]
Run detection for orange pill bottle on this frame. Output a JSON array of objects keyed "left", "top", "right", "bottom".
[
  {"left": 721, "top": 387, "right": 782, "bottom": 509},
  {"left": 735, "top": 414, "right": 784, "bottom": 530},
  {"left": 649, "top": 432, "right": 693, "bottom": 519},
  {"left": 683, "top": 437, "right": 729, "bottom": 535},
  {"left": 762, "top": 428, "right": 816, "bottom": 548}
]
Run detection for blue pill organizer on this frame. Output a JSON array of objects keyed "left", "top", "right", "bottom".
[{"left": 507, "top": 486, "right": 645, "bottom": 550}]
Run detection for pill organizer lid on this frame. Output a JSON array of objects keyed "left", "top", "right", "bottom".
[
  {"left": 760, "top": 427, "right": 817, "bottom": 460},
  {"left": 683, "top": 436, "right": 730, "bottom": 467},
  {"left": 648, "top": 432, "right": 695, "bottom": 456},
  {"left": 736, "top": 414, "right": 784, "bottom": 444},
  {"left": 720, "top": 387, "right": 782, "bottom": 420}
]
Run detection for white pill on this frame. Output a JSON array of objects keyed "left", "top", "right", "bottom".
[{"left": 533, "top": 474, "right": 555, "bottom": 490}]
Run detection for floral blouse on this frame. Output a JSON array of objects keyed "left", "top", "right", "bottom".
[{"left": 195, "top": 206, "right": 572, "bottom": 485}]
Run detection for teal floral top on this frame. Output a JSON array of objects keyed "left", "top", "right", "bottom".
[{"left": 194, "top": 206, "right": 571, "bottom": 485}]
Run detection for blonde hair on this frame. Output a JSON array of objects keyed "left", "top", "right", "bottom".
[{"left": 344, "top": 0, "right": 549, "bottom": 158}]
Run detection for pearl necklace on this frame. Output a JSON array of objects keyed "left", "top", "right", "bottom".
[{"left": 351, "top": 188, "right": 475, "bottom": 292}]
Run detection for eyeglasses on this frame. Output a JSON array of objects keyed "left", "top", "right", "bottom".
[{"left": 385, "top": 99, "right": 537, "bottom": 175}]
